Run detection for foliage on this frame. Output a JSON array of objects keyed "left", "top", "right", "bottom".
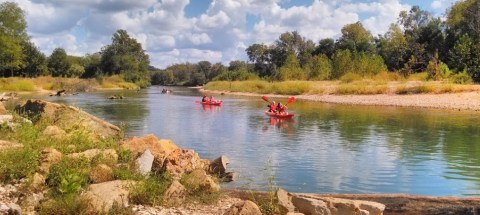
[
  {"left": 0, "top": 147, "right": 39, "bottom": 182},
  {"left": 275, "top": 52, "right": 306, "bottom": 81},
  {"left": 340, "top": 73, "right": 362, "bottom": 83},
  {"left": 0, "top": 78, "right": 35, "bottom": 91},
  {"left": 204, "top": 80, "right": 310, "bottom": 95},
  {"left": 129, "top": 174, "right": 170, "bottom": 206},
  {"left": 307, "top": 54, "right": 332, "bottom": 80},
  {"left": 335, "top": 82, "right": 388, "bottom": 95},
  {"left": 47, "top": 158, "right": 90, "bottom": 196},
  {"left": 337, "top": 21, "right": 375, "bottom": 53},
  {"left": 450, "top": 70, "right": 473, "bottom": 84},
  {"left": 37, "top": 195, "right": 92, "bottom": 215},
  {"left": 48, "top": 48, "right": 71, "bottom": 77}
]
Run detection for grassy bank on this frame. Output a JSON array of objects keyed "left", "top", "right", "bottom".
[
  {"left": 204, "top": 79, "right": 479, "bottom": 96},
  {"left": 0, "top": 75, "right": 139, "bottom": 93}
]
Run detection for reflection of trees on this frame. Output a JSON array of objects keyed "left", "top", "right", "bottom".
[{"left": 293, "top": 102, "right": 480, "bottom": 192}]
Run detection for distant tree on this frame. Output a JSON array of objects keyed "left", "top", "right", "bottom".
[
  {"left": 100, "top": 29, "right": 150, "bottom": 87},
  {"left": 0, "top": 2, "right": 27, "bottom": 77},
  {"left": 246, "top": 43, "right": 273, "bottom": 77},
  {"left": 0, "top": 33, "right": 24, "bottom": 77},
  {"left": 314, "top": 38, "right": 336, "bottom": 58},
  {"left": 336, "top": 22, "right": 375, "bottom": 53},
  {"left": 276, "top": 52, "right": 305, "bottom": 81},
  {"left": 272, "top": 31, "right": 315, "bottom": 68},
  {"left": 307, "top": 54, "right": 332, "bottom": 80},
  {"left": 81, "top": 53, "right": 102, "bottom": 78},
  {"left": 19, "top": 41, "right": 47, "bottom": 77},
  {"left": 47, "top": 48, "right": 71, "bottom": 77},
  {"left": 376, "top": 24, "right": 409, "bottom": 71},
  {"left": 67, "top": 64, "right": 85, "bottom": 77}
]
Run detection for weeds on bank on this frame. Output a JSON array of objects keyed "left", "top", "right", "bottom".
[
  {"left": 129, "top": 173, "right": 171, "bottom": 206},
  {"left": 335, "top": 81, "right": 388, "bottom": 95},
  {"left": 395, "top": 83, "right": 478, "bottom": 94},
  {"left": 204, "top": 80, "right": 311, "bottom": 95},
  {"left": 0, "top": 78, "right": 35, "bottom": 92},
  {"left": 180, "top": 172, "right": 224, "bottom": 205}
]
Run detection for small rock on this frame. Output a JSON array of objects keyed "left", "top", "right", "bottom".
[
  {"left": 162, "top": 149, "right": 204, "bottom": 179},
  {"left": 182, "top": 169, "right": 220, "bottom": 193},
  {"left": 7, "top": 203, "right": 21, "bottom": 215},
  {"left": 0, "top": 102, "right": 6, "bottom": 114},
  {"left": 223, "top": 200, "right": 262, "bottom": 215},
  {"left": 163, "top": 180, "right": 187, "bottom": 205},
  {"left": 291, "top": 195, "right": 330, "bottom": 215},
  {"left": 208, "top": 155, "right": 230, "bottom": 176},
  {"left": 0, "top": 140, "right": 23, "bottom": 150},
  {"left": 31, "top": 173, "right": 45, "bottom": 191},
  {"left": 89, "top": 164, "right": 114, "bottom": 183},
  {"left": 121, "top": 134, "right": 178, "bottom": 169},
  {"left": 42, "top": 125, "right": 68, "bottom": 140},
  {"left": 277, "top": 188, "right": 296, "bottom": 213},
  {"left": 0, "top": 114, "right": 13, "bottom": 124},
  {"left": 39, "top": 148, "right": 63, "bottom": 174},
  {"left": 223, "top": 172, "right": 238, "bottom": 182},
  {"left": 135, "top": 149, "right": 154, "bottom": 175},
  {"left": 68, "top": 149, "right": 118, "bottom": 164},
  {"left": 82, "top": 180, "right": 135, "bottom": 213}
]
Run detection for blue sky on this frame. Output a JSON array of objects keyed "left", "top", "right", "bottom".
[{"left": 2, "top": 0, "right": 458, "bottom": 68}]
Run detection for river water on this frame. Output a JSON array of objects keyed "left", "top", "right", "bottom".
[{"left": 41, "top": 86, "right": 480, "bottom": 196}]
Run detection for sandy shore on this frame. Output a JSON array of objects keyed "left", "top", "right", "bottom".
[{"left": 201, "top": 89, "right": 480, "bottom": 111}]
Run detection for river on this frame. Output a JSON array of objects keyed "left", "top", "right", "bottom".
[{"left": 41, "top": 86, "right": 480, "bottom": 196}]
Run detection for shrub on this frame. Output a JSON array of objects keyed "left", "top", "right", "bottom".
[
  {"left": 129, "top": 174, "right": 171, "bottom": 206},
  {"left": 340, "top": 73, "right": 362, "bottom": 83},
  {"left": 407, "top": 72, "right": 429, "bottom": 81},
  {"left": 47, "top": 158, "right": 90, "bottom": 196},
  {"left": 450, "top": 71, "right": 473, "bottom": 84}
]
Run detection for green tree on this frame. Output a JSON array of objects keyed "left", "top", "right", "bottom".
[
  {"left": 47, "top": 48, "right": 71, "bottom": 77},
  {"left": 314, "top": 38, "right": 336, "bottom": 58},
  {"left": 272, "top": 31, "right": 315, "bottom": 68},
  {"left": 246, "top": 43, "right": 273, "bottom": 77},
  {"left": 81, "top": 53, "right": 102, "bottom": 78},
  {"left": 67, "top": 64, "right": 85, "bottom": 77},
  {"left": 376, "top": 24, "right": 409, "bottom": 71},
  {"left": 307, "top": 54, "right": 332, "bottom": 80},
  {"left": 276, "top": 52, "right": 305, "bottom": 81},
  {"left": 331, "top": 49, "right": 354, "bottom": 79},
  {"left": 19, "top": 41, "right": 47, "bottom": 77},
  {"left": 336, "top": 22, "right": 375, "bottom": 53},
  {"left": 100, "top": 29, "right": 150, "bottom": 87},
  {"left": 0, "top": 2, "right": 28, "bottom": 39},
  {"left": 0, "top": 33, "right": 24, "bottom": 77}
]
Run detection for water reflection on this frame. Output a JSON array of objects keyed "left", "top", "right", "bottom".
[{"left": 30, "top": 87, "right": 480, "bottom": 196}]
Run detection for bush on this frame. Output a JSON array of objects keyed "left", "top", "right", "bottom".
[
  {"left": 450, "top": 71, "right": 473, "bottom": 84},
  {"left": 47, "top": 158, "right": 90, "bottom": 196},
  {"left": 129, "top": 174, "right": 171, "bottom": 206},
  {"left": 340, "top": 73, "right": 362, "bottom": 83},
  {"left": 407, "top": 72, "right": 429, "bottom": 81},
  {"left": 0, "top": 78, "right": 35, "bottom": 92}
]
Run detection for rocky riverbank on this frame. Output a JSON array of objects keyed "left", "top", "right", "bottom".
[
  {"left": 1, "top": 100, "right": 480, "bottom": 215},
  {"left": 201, "top": 89, "right": 480, "bottom": 111}
]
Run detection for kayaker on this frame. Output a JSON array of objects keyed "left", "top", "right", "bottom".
[
  {"left": 268, "top": 101, "right": 277, "bottom": 113},
  {"left": 201, "top": 96, "right": 207, "bottom": 102},
  {"left": 209, "top": 96, "right": 214, "bottom": 102},
  {"left": 277, "top": 102, "right": 287, "bottom": 115}
]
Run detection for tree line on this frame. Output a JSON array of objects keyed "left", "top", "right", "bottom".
[
  {"left": 0, "top": 2, "right": 150, "bottom": 87},
  {"left": 2, "top": 1, "right": 480, "bottom": 87}
]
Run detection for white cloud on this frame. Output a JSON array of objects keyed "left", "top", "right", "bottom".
[{"left": 2, "top": 0, "right": 430, "bottom": 68}]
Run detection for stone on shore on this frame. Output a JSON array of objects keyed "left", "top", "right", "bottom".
[
  {"left": 223, "top": 200, "right": 262, "bottom": 215},
  {"left": 15, "top": 99, "right": 120, "bottom": 139},
  {"left": 121, "top": 134, "right": 178, "bottom": 169},
  {"left": 277, "top": 188, "right": 296, "bottom": 213},
  {"left": 67, "top": 149, "right": 118, "bottom": 164},
  {"left": 135, "top": 149, "right": 154, "bottom": 175},
  {"left": 82, "top": 180, "right": 134, "bottom": 213},
  {"left": 89, "top": 164, "right": 114, "bottom": 183},
  {"left": 31, "top": 172, "right": 46, "bottom": 191},
  {"left": 42, "top": 125, "right": 68, "bottom": 140},
  {"left": 163, "top": 180, "right": 187, "bottom": 205},
  {"left": 292, "top": 194, "right": 386, "bottom": 215},
  {"left": 208, "top": 155, "right": 230, "bottom": 176},
  {"left": 182, "top": 169, "right": 220, "bottom": 193},
  {"left": 161, "top": 149, "right": 204, "bottom": 179},
  {"left": 39, "top": 148, "right": 63, "bottom": 174}
]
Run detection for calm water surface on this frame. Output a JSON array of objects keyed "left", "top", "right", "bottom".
[{"left": 42, "top": 87, "right": 480, "bottom": 196}]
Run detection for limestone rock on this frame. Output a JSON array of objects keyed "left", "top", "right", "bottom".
[
  {"left": 223, "top": 200, "right": 262, "bottom": 215},
  {"left": 163, "top": 180, "right": 187, "bottom": 205},
  {"left": 15, "top": 99, "right": 120, "bottom": 139},
  {"left": 39, "top": 148, "right": 63, "bottom": 174},
  {"left": 277, "top": 188, "right": 296, "bottom": 213},
  {"left": 122, "top": 134, "right": 178, "bottom": 169},
  {"left": 7, "top": 203, "right": 21, "bottom": 215},
  {"left": 223, "top": 172, "right": 239, "bottom": 182},
  {"left": 0, "top": 102, "right": 6, "bottom": 114},
  {"left": 42, "top": 125, "right": 67, "bottom": 140},
  {"left": 0, "top": 140, "right": 23, "bottom": 150},
  {"left": 82, "top": 180, "right": 134, "bottom": 213},
  {"left": 182, "top": 169, "right": 220, "bottom": 193},
  {"left": 89, "top": 164, "right": 114, "bottom": 183},
  {"left": 208, "top": 155, "right": 229, "bottom": 176},
  {"left": 291, "top": 195, "right": 330, "bottom": 215},
  {"left": 292, "top": 195, "right": 386, "bottom": 215},
  {"left": 135, "top": 149, "right": 154, "bottom": 175},
  {"left": 161, "top": 149, "right": 204, "bottom": 179},
  {"left": 67, "top": 149, "right": 118, "bottom": 163},
  {"left": 31, "top": 173, "right": 45, "bottom": 191}
]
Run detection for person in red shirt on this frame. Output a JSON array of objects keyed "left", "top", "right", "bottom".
[
  {"left": 276, "top": 102, "right": 287, "bottom": 114},
  {"left": 268, "top": 101, "right": 277, "bottom": 113}
]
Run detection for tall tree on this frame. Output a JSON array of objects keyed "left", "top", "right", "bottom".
[
  {"left": 272, "top": 31, "right": 315, "bottom": 68},
  {"left": 336, "top": 22, "right": 375, "bottom": 53},
  {"left": 314, "top": 38, "right": 336, "bottom": 58},
  {"left": 0, "top": 2, "right": 27, "bottom": 77},
  {"left": 377, "top": 24, "right": 409, "bottom": 71},
  {"left": 48, "top": 48, "right": 71, "bottom": 77},
  {"left": 101, "top": 29, "right": 150, "bottom": 86},
  {"left": 19, "top": 41, "right": 47, "bottom": 77}
]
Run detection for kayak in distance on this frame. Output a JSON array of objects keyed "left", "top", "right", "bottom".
[
  {"left": 265, "top": 111, "right": 294, "bottom": 118},
  {"left": 201, "top": 100, "right": 223, "bottom": 106}
]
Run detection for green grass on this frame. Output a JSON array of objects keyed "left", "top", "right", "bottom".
[
  {"left": 335, "top": 81, "right": 388, "bottom": 95},
  {"left": 0, "top": 78, "right": 35, "bottom": 92}
]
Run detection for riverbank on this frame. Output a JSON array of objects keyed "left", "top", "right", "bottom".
[{"left": 201, "top": 88, "right": 480, "bottom": 111}]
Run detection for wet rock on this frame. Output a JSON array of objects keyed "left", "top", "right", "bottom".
[
  {"left": 122, "top": 134, "right": 178, "bottom": 169},
  {"left": 161, "top": 149, "right": 204, "bottom": 179},
  {"left": 82, "top": 180, "right": 134, "bottom": 213},
  {"left": 135, "top": 149, "right": 154, "bottom": 175},
  {"left": 223, "top": 200, "right": 262, "bottom": 215},
  {"left": 39, "top": 148, "right": 63, "bottom": 174},
  {"left": 15, "top": 99, "right": 120, "bottom": 139},
  {"left": 89, "top": 164, "right": 114, "bottom": 183},
  {"left": 208, "top": 155, "right": 229, "bottom": 176},
  {"left": 277, "top": 188, "right": 296, "bottom": 213},
  {"left": 163, "top": 180, "right": 187, "bottom": 205}
]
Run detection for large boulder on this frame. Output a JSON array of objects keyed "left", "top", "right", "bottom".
[
  {"left": 182, "top": 169, "right": 220, "bottom": 193},
  {"left": 223, "top": 200, "right": 262, "bottom": 215},
  {"left": 15, "top": 99, "right": 120, "bottom": 139},
  {"left": 161, "top": 149, "right": 205, "bottom": 179},
  {"left": 208, "top": 155, "right": 230, "bottom": 176},
  {"left": 82, "top": 180, "right": 134, "bottom": 213},
  {"left": 122, "top": 134, "right": 178, "bottom": 169},
  {"left": 291, "top": 195, "right": 330, "bottom": 215}
]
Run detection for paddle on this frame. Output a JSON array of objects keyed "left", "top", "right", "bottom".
[
  {"left": 286, "top": 97, "right": 295, "bottom": 106},
  {"left": 261, "top": 95, "right": 270, "bottom": 103}
]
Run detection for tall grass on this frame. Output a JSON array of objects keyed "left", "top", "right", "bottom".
[
  {"left": 395, "top": 83, "right": 478, "bottom": 94},
  {"left": 0, "top": 78, "right": 35, "bottom": 92},
  {"left": 335, "top": 81, "right": 388, "bottom": 95},
  {"left": 204, "top": 80, "right": 311, "bottom": 95}
]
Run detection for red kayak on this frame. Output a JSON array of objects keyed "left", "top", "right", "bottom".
[
  {"left": 201, "top": 100, "right": 223, "bottom": 106},
  {"left": 265, "top": 111, "right": 294, "bottom": 118}
]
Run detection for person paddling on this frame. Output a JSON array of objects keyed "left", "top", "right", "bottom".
[
  {"left": 201, "top": 96, "right": 207, "bottom": 102},
  {"left": 277, "top": 102, "right": 287, "bottom": 115},
  {"left": 209, "top": 96, "right": 215, "bottom": 102},
  {"left": 268, "top": 101, "right": 277, "bottom": 113}
]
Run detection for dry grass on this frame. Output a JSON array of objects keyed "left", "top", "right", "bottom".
[
  {"left": 0, "top": 78, "right": 35, "bottom": 92},
  {"left": 204, "top": 80, "right": 311, "bottom": 95},
  {"left": 395, "top": 82, "right": 478, "bottom": 94},
  {"left": 335, "top": 81, "right": 388, "bottom": 95}
]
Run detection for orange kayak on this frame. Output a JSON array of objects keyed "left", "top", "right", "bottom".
[{"left": 265, "top": 111, "right": 294, "bottom": 118}]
